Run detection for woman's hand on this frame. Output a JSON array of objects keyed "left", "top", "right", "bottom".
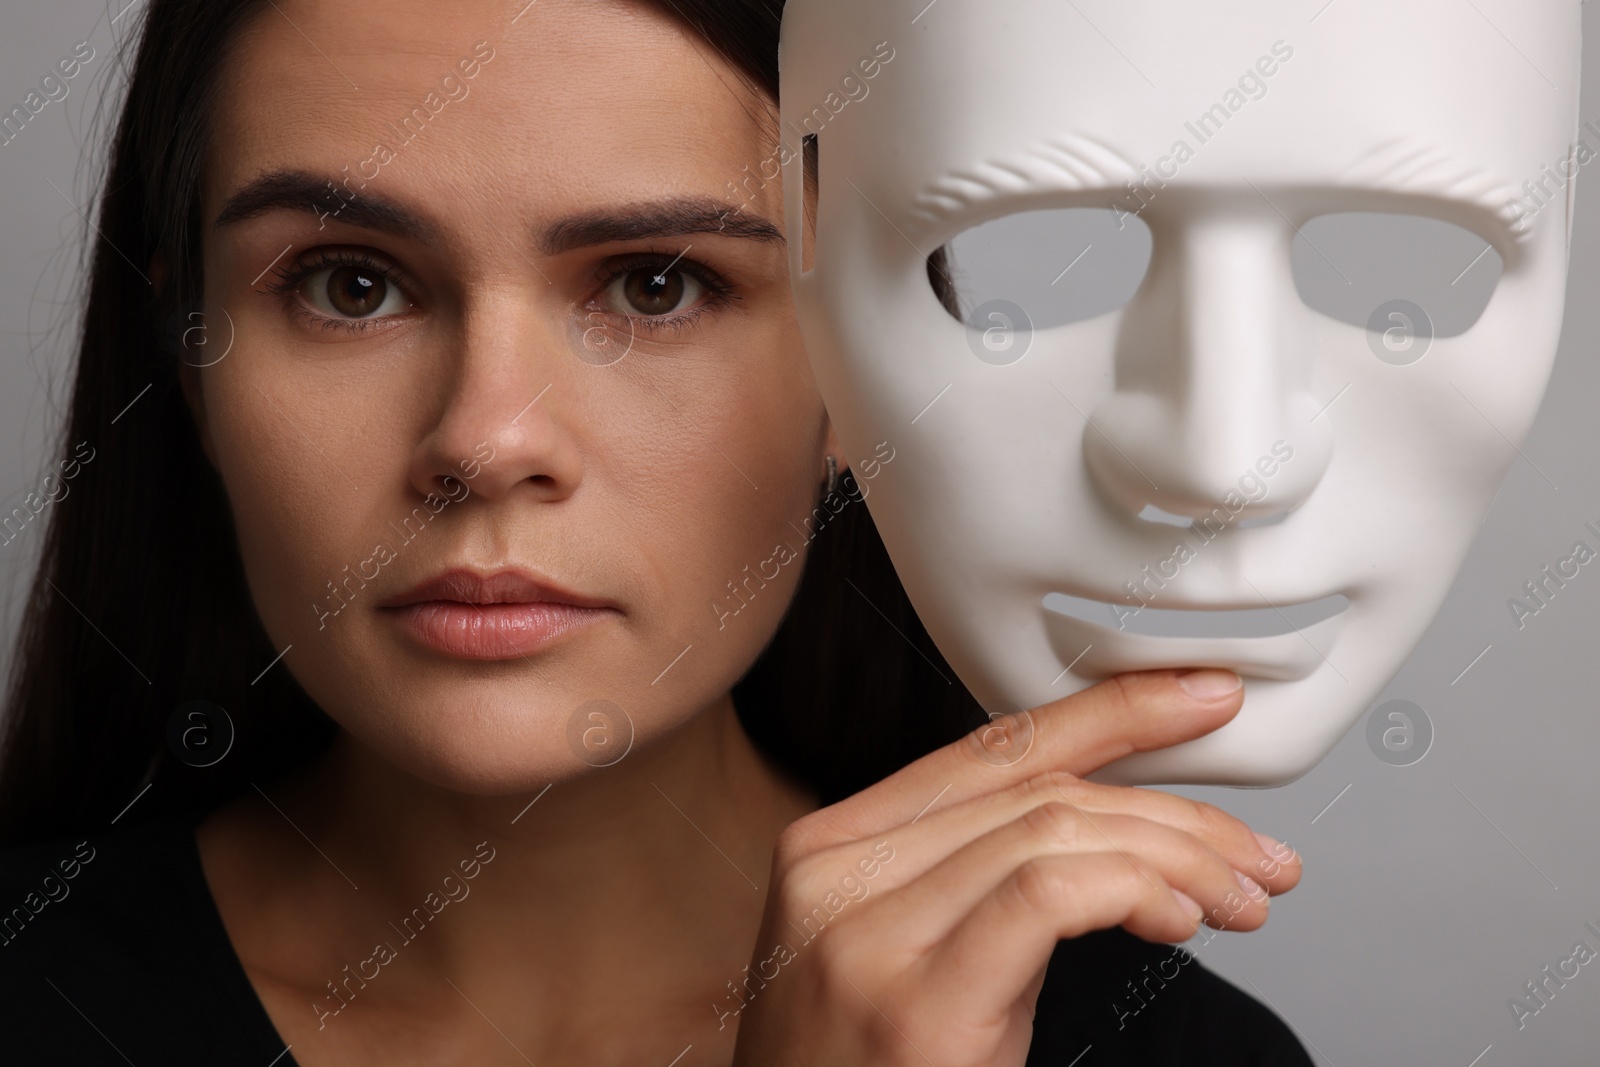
[{"left": 727, "top": 669, "right": 1302, "bottom": 1067}]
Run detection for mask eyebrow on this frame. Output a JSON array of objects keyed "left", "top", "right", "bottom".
[
  {"left": 537, "top": 197, "right": 784, "bottom": 254},
  {"left": 214, "top": 169, "right": 436, "bottom": 240},
  {"left": 1340, "top": 137, "right": 1532, "bottom": 246},
  {"left": 904, "top": 133, "right": 1144, "bottom": 236}
]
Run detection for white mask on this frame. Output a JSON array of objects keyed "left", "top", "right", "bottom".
[{"left": 779, "top": 0, "right": 1584, "bottom": 784}]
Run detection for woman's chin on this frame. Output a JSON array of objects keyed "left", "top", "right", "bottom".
[{"left": 342, "top": 708, "right": 643, "bottom": 798}]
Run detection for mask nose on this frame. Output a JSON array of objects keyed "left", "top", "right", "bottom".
[{"left": 1083, "top": 209, "right": 1332, "bottom": 523}]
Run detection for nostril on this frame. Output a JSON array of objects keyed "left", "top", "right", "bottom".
[
  {"left": 1137, "top": 504, "right": 1195, "bottom": 528},
  {"left": 1135, "top": 502, "right": 1295, "bottom": 530},
  {"left": 1084, "top": 393, "right": 1330, "bottom": 525}
]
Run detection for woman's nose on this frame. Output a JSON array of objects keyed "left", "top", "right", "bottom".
[
  {"left": 407, "top": 298, "right": 585, "bottom": 505},
  {"left": 1083, "top": 208, "right": 1333, "bottom": 522}
]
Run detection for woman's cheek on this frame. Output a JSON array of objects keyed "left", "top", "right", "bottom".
[
  {"left": 201, "top": 347, "right": 394, "bottom": 646},
  {"left": 582, "top": 384, "right": 793, "bottom": 690},
  {"left": 659, "top": 383, "right": 820, "bottom": 666}
]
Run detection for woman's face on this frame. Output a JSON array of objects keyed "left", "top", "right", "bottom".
[{"left": 189, "top": 0, "right": 827, "bottom": 791}]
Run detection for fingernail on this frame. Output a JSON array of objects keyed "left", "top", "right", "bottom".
[
  {"left": 1236, "top": 869, "right": 1266, "bottom": 903},
  {"left": 1171, "top": 888, "right": 1204, "bottom": 923},
  {"left": 1254, "top": 832, "right": 1298, "bottom": 865},
  {"left": 1177, "top": 669, "right": 1242, "bottom": 700}
]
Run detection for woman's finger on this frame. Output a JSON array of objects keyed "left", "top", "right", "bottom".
[
  {"left": 790, "top": 767, "right": 1297, "bottom": 904},
  {"left": 797, "top": 668, "right": 1245, "bottom": 848},
  {"left": 914, "top": 851, "right": 1203, "bottom": 1040},
  {"left": 859, "top": 800, "right": 1268, "bottom": 956}
]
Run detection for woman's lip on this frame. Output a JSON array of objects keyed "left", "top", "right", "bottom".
[
  {"left": 387, "top": 601, "right": 618, "bottom": 660},
  {"left": 377, "top": 567, "right": 618, "bottom": 611}
]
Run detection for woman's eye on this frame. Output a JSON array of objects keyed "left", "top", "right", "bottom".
[
  {"left": 603, "top": 265, "right": 705, "bottom": 317},
  {"left": 301, "top": 264, "right": 408, "bottom": 319}
]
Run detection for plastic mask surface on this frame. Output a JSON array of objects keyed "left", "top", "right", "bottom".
[{"left": 779, "top": 0, "right": 1584, "bottom": 785}]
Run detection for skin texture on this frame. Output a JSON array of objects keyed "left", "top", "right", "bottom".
[
  {"left": 192, "top": 1, "right": 831, "bottom": 1062},
  {"left": 185, "top": 3, "right": 1299, "bottom": 1064}
]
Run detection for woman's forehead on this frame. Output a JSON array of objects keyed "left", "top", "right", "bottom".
[{"left": 205, "top": 0, "right": 779, "bottom": 231}]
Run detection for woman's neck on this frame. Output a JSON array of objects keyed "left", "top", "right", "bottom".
[{"left": 198, "top": 691, "right": 819, "bottom": 1062}]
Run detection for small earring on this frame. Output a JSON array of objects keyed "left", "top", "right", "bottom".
[{"left": 822, "top": 454, "right": 839, "bottom": 497}]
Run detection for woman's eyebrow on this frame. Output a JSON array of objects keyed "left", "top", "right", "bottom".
[
  {"left": 213, "top": 176, "right": 783, "bottom": 255},
  {"left": 214, "top": 170, "right": 434, "bottom": 239},
  {"left": 537, "top": 197, "right": 784, "bottom": 254}
]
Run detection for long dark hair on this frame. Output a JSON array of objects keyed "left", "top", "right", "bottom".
[{"left": 0, "top": 0, "right": 981, "bottom": 846}]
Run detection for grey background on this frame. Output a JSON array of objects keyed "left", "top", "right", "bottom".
[{"left": 2, "top": 2, "right": 1599, "bottom": 1064}]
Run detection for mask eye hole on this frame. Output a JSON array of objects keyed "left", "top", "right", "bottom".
[
  {"left": 931, "top": 207, "right": 1154, "bottom": 329},
  {"left": 1291, "top": 212, "right": 1503, "bottom": 338}
]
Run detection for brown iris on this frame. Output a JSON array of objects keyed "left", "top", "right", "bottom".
[
  {"left": 323, "top": 266, "right": 389, "bottom": 317},
  {"left": 621, "top": 266, "right": 684, "bottom": 316}
]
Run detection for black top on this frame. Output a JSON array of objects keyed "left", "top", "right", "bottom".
[{"left": 0, "top": 815, "right": 1311, "bottom": 1065}]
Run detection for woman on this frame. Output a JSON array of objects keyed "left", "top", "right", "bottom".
[{"left": 0, "top": 0, "right": 1308, "bottom": 1063}]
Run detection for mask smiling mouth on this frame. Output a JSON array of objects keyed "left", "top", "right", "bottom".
[{"left": 1042, "top": 591, "right": 1349, "bottom": 639}]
